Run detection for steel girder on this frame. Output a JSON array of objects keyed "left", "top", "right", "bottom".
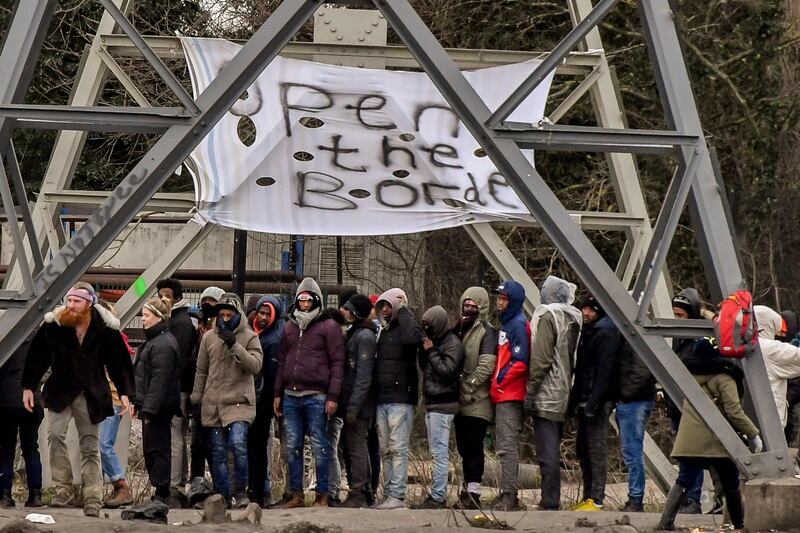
[{"left": 0, "top": 0, "right": 789, "bottom": 479}]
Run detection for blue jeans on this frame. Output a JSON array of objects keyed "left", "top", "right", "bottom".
[
  {"left": 425, "top": 411, "right": 454, "bottom": 502},
  {"left": 616, "top": 399, "right": 653, "bottom": 502},
  {"left": 376, "top": 403, "right": 414, "bottom": 500},
  {"left": 100, "top": 405, "right": 125, "bottom": 482},
  {"left": 282, "top": 393, "right": 330, "bottom": 494},
  {"left": 209, "top": 421, "right": 249, "bottom": 496}
]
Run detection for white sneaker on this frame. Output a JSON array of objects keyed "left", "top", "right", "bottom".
[{"left": 375, "top": 496, "right": 406, "bottom": 510}]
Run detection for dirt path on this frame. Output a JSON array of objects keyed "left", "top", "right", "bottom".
[{"left": 0, "top": 506, "right": 733, "bottom": 533}]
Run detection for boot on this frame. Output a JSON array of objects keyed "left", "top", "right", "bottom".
[
  {"left": 459, "top": 490, "right": 479, "bottom": 510},
  {"left": 274, "top": 491, "right": 305, "bottom": 509},
  {"left": 656, "top": 484, "right": 687, "bottom": 531},
  {"left": 0, "top": 488, "right": 15, "bottom": 508},
  {"left": 187, "top": 476, "right": 211, "bottom": 506},
  {"left": 25, "top": 488, "right": 43, "bottom": 507},
  {"left": 341, "top": 490, "right": 368, "bottom": 509},
  {"left": 313, "top": 493, "right": 328, "bottom": 507},
  {"left": 492, "top": 492, "right": 525, "bottom": 511},
  {"left": 724, "top": 490, "right": 744, "bottom": 529},
  {"left": 233, "top": 490, "right": 250, "bottom": 509},
  {"left": 104, "top": 479, "right": 133, "bottom": 508}
]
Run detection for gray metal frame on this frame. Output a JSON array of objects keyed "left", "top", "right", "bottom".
[{"left": 0, "top": 0, "right": 789, "bottom": 479}]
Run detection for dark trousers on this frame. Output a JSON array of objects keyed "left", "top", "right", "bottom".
[
  {"left": 576, "top": 403, "right": 611, "bottom": 504},
  {"left": 190, "top": 406, "right": 212, "bottom": 479},
  {"left": 0, "top": 407, "right": 43, "bottom": 491},
  {"left": 533, "top": 416, "right": 563, "bottom": 509},
  {"left": 677, "top": 457, "right": 742, "bottom": 526},
  {"left": 454, "top": 415, "right": 488, "bottom": 487},
  {"left": 341, "top": 417, "right": 370, "bottom": 492},
  {"left": 143, "top": 413, "right": 172, "bottom": 495},
  {"left": 368, "top": 423, "right": 380, "bottom": 492},
  {"left": 248, "top": 398, "right": 273, "bottom": 496}
]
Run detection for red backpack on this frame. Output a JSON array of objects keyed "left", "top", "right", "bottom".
[{"left": 714, "top": 289, "right": 758, "bottom": 358}]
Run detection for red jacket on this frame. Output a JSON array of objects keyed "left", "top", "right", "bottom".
[{"left": 490, "top": 281, "right": 531, "bottom": 403}]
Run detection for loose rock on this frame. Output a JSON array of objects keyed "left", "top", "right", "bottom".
[
  {"left": 201, "top": 494, "right": 229, "bottom": 523},
  {"left": 275, "top": 521, "right": 344, "bottom": 533},
  {"left": 0, "top": 519, "right": 42, "bottom": 533},
  {"left": 234, "top": 502, "right": 262, "bottom": 524}
]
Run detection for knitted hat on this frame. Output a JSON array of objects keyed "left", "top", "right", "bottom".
[
  {"left": 344, "top": 293, "right": 374, "bottom": 320},
  {"left": 339, "top": 288, "right": 358, "bottom": 308},
  {"left": 580, "top": 295, "right": 605, "bottom": 317},
  {"left": 245, "top": 294, "right": 263, "bottom": 316}
]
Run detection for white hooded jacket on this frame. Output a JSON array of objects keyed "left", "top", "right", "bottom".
[{"left": 753, "top": 305, "right": 800, "bottom": 427}]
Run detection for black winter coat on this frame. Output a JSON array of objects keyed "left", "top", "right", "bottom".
[
  {"left": 418, "top": 330, "right": 464, "bottom": 413},
  {"left": 169, "top": 304, "right": 198, "bottom": 394},
  {"left": 339, "top": 320, "right": 377, "bottom": 420},
  {"left": 134, "top": 321, "right": 181, "bottom": 418},
  {"left": 569, "top": 316, "right": 621, "bottom": 416},
  {"left": 617, "top": 341, "right": 656, "bottom": 403},
  {"left": 0, "top": 340, "right": 41, "bottom": 409},
  {"left": 374, "top": 306, "right": 425, "bottom": 405},
  {"left": 22, "top": 305, "right": 135, "bottom": 425}
]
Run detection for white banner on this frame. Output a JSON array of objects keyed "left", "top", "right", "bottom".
[{"left": 182, "top": 37, "right": 553, "bottom": 236}]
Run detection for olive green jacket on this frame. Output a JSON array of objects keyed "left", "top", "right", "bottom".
[{"left": 458, "top": 287, "right": 498, "bottom": 422}]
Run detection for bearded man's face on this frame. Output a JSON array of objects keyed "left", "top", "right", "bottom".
[{"left": 60, "top": 295, "right": 91, "bottom": 328}]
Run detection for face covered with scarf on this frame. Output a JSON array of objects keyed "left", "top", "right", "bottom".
[{"left": 217, "top": 308, "right": 241, "bottom": 332}]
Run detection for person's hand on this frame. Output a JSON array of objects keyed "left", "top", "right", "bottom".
[
  {"left": 749, "top": 434, "right": 764, "bottom": 453},
  {"left": 273, "top": 397, "right": 282, "bottom": 417},
  {"left": 131, "top": 405, "right": 138, "bottom": 420},
  {"left": 218, "top": 329, "right": 236, "bottom": 347},
  {"left": 422, "top": 338, "right": 433, "bottom": 351},
  {"left": 119, "top": 395, "right": 131, "bottom": 416},
  {"left": 22, "top": 389, "right": 34, "bottom": 413},
  {"left": 345, "top": 411, "right": 358, "bottom": 425},
  {"left": 523, "top": 394, "right": 535, "bottom": 416},
  {"left": 325, "top": 401, "right": 338, "bottom": 419}
]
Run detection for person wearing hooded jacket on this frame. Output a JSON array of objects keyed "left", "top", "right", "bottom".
[
  {"left": 247, "top": 295, "right": 284, "bottom": 508},
  {"left": 569, "top": 295, "right": 621, "bottom": 512},
  {"left": 753, "top": 305, "right": 800, "bottom": 428},
  {"left": 524, "top": 275, "right": 582, "bottom": 511},
  {"left": 777, "top": 310, "right": 800, "bottom": 444},
  {"left": 133, "top": 297, "right": 182, "bottom": 505},
  {"left": 657, "top": 338, "right": 760, "bottom": 531},
  {"left": 273, "top": 278, "right": 345, "bottom": 509},
  {"left": 338, "top": 294, "right": 378, "bottom": 508},
  {"left": 454, "top": 287, "right": 497, "bottom": 509},
  {"left": 156, "top": 277, "right": 197, "bottom": 495},
  {"left": 414, "top": 305, "right": 465, "bottom": 509},
  {"left": 373, "top": 288, "right": 426, "bottom": 510},
  {"left": 489, "top": 280, "right": 530, "bottom": 511},
  {"left": 191, "top": 292, "right": 262, "bottom": 509}
]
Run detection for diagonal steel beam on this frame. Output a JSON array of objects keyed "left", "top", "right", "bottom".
[
  {"left": 4, "top": 143, "right": 44, "bottom": 273},
  {"left": 97, "top": 0, "right": 200, "bottom": 114},
  {"left": 0, "top": 161, "right": 34, "bottom": 295},
  {"left": 372, "top": 0, "right": 783, "bottom": 478},
  {"left": 486, "top": 0, "right": 621, "bottom": 128},
  {"left": 637, "top": 0, "right": 788, "bottom": 466},
  {"left": 0, "top": 0, "right": 325, "bottom": 368},
  {"left": 634, "top": 148, "right": 700, "bottom": 322}
]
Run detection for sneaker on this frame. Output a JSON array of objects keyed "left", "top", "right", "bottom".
[
  {"left": 341, "top": 491, "right": 369, "bottom": 509},
  {"left": 458, "top": 491, "right": 480, "bottom": 510},
  {"left": 49, "top": 491, "right": 72, "bottom": 508},
  {"left": 83, "top": 503, "right": 101, "bottom": 517},
  {"left": 375, "top": 496, "right": 406, "bottom": 510},
  {"left": 492, "top": 492, "right": 525, "bottom": 511},
  {"left": 677, "top": 499, "right": 701, "bottom": 514},
  {"left": 572, "top": 498, "right": 603, "bottom": 511},
  {"left": 411, "top": 496, "right": 446, "bottom": 509},
  {"left": 233, "top": 491, "right": 250, "bottom": 509},
  {"left": 621, "top": 499, "right": 644, "bottom": 512}
]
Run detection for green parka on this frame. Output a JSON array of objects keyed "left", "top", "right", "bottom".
[
  {"left": 457, "top": 287, "right": 498, "bottom": 422},
  {"left": 671, "top": 373, "right": 759, "bottom": 459}
]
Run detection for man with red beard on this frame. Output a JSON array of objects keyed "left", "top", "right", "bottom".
[{"left": 22, "top": 282, "right": 135, "bottom": 517}]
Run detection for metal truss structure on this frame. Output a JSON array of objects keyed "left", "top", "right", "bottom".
[{"left": 0, "top": 0, "right": 791, "bottom": 480}]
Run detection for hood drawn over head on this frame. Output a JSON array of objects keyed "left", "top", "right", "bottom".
[
  {"left": 422, "top": 305, "right": 451, "bottom": 340},
  {"left": 295, "top": 277, "right": 323, "bottom": 305},
  {"left": 255, "top": 294, "right": 283, "bottom": 330},
  {"left": 493, "top": 280, "right": 526, "bottom": 323},
  {"left": 779, "top": 310, "right": 798, "bottom": 342},
  {"left": 755, "top": 305, "right": 781, "bottom": 340},
  {"left": 460, "top": 286, "right": 490, "bottom": 321},
  {"left": 376, "top": 288, "right": 408, "bottom": 322},
  {"left": 540, "top": 275, "right": 577, "bottom": 305}
]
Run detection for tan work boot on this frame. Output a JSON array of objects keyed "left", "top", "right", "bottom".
[
  {"left": 104, "top": 480, "right": 133, "bottom": 508},
  {"left": 275, "top": 491, "right": 305, "bottom": 509},
  {"left": 313, "top": 493, "right": 328, "bottom": 507}
]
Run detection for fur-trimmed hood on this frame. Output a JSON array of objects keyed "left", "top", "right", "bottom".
[{"left": 45, "top": 304, "right": 120, "bottom": 331}]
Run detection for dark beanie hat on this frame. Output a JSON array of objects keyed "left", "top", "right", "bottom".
[
  {"left": 339, "top": 288, "right": 358, "bottom": 308},
  {"left": 672, "top": 295, "right": 694, "bottom": 315},
  {"left": 344, "top": 293, "right": 374, "bottom": 320},
  {"left": 581, "top": 295, "right": 605, "bottom": 317}
]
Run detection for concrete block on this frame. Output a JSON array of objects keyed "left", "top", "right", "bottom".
[{"left": 744, "top": 476, "right": 800, "bottom": 532}]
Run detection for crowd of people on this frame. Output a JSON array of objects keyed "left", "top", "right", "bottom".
[{"left": 1, "top": 274, "right": 799, "bottom": 530}]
